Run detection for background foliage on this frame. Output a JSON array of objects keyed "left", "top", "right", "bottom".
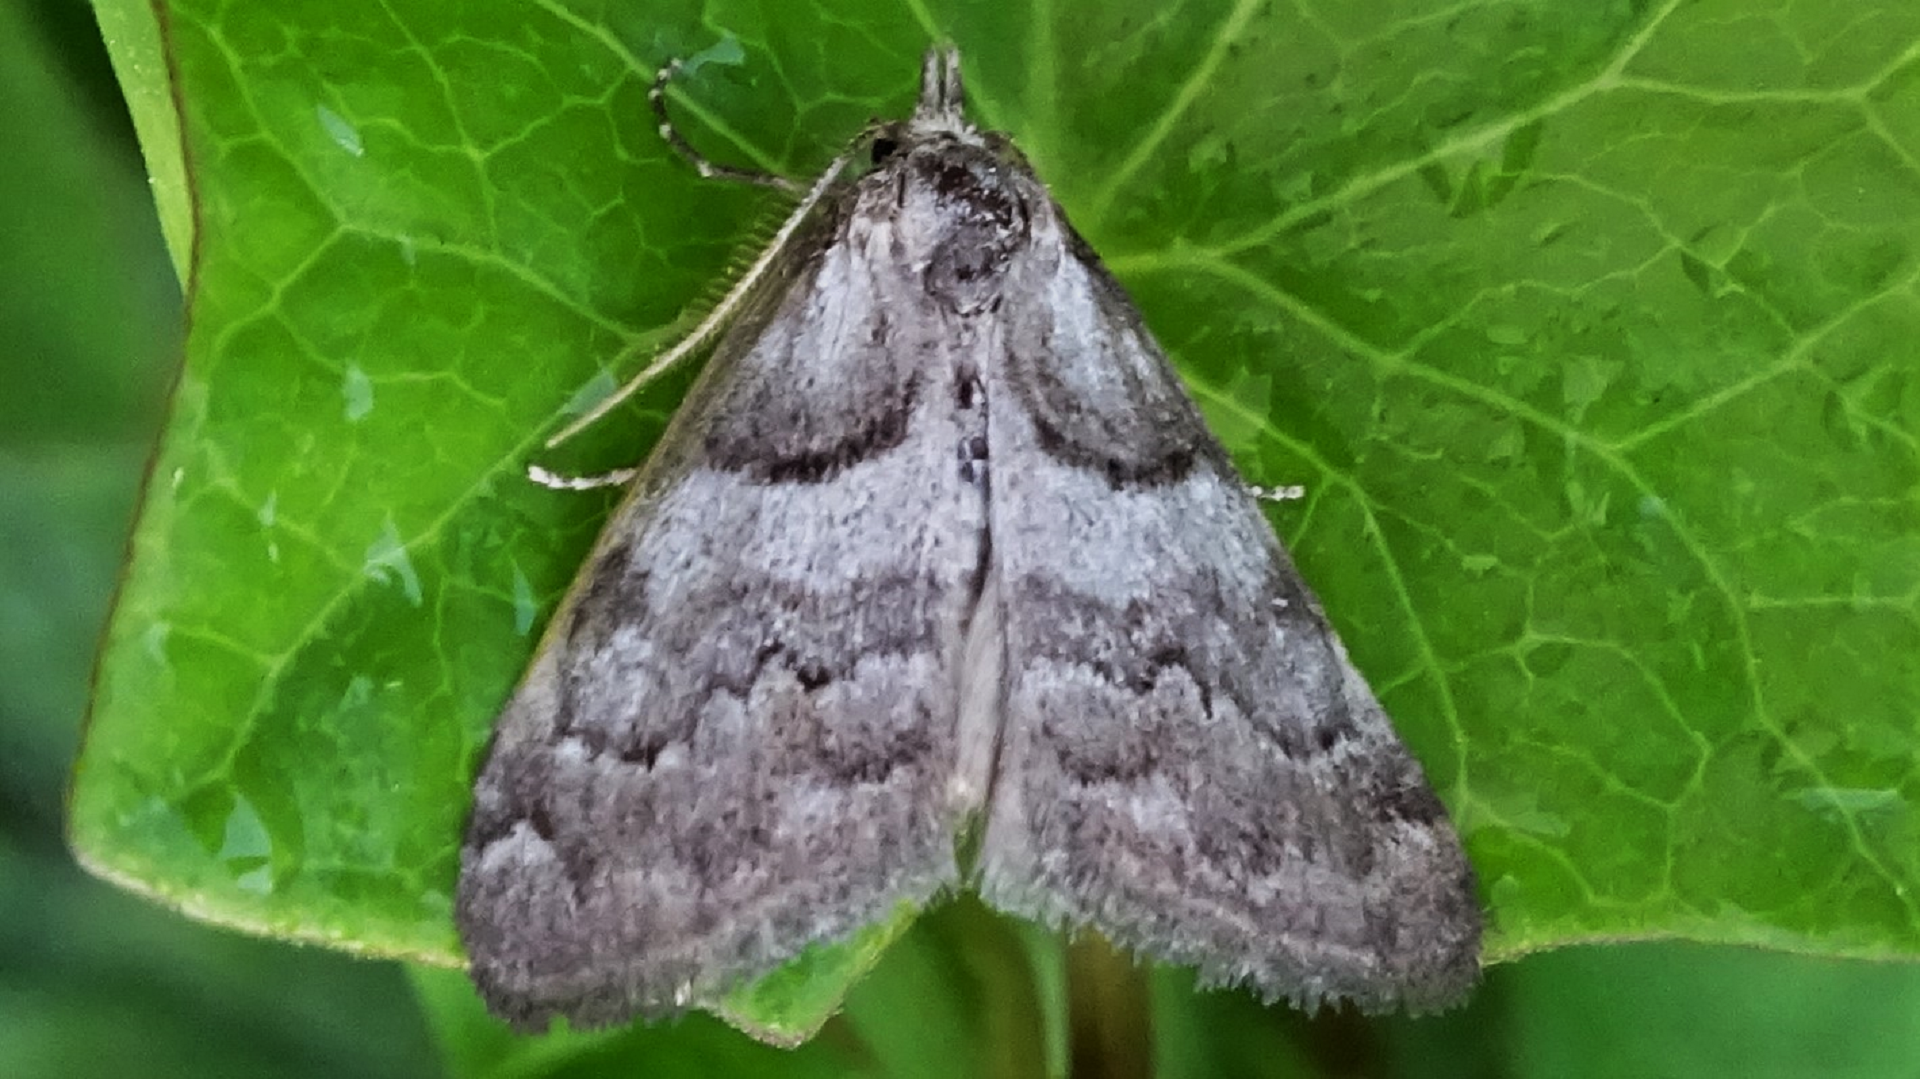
[{"left": 8, "top": 0, "right": 1918, "bottom": 1074}]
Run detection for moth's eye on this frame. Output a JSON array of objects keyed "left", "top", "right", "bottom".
[{"left": 870, "top": 135, "right": 901, "bottom": 165}]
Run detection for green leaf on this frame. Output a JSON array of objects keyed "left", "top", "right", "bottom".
[
  {"left": 91, "top": 0, "right": 191, "bottom": 283},
  {"left": 71, "top": 0, "right": 1920, "bottom": 1052},
  {"left": 715, "top": 901, "right": 919, "bottom": 1046},
  {"left": 410, "top": 965, "right": 870, "bottom": 1079},
  {"left": 3, "top": 7, "right": 441, "bottom": 1076}
]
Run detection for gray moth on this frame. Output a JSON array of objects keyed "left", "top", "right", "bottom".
[{"left": 457, "top": 45, "right": 1481, "bottom": 1031}]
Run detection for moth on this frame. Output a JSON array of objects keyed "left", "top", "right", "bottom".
[{"left": 457, "top": 45, "right": 1481, "bottom": 1031}]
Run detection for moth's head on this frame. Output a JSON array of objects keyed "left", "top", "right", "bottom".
[{"left": 858, "top": 46, "right": 1046, "bottom": 312}]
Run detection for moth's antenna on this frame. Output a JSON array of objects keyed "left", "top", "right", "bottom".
[{"left": 544, "top": 146, "right": 858, "bottom": 449}]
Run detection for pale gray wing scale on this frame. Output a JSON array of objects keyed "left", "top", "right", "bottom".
[
  {"left": 457, "top": 225, "right": 990, "bottom": 1029},
  {"left": 975, "top": 222, "right": 1481, "bottom": 1012}
]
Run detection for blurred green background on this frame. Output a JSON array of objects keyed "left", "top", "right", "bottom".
[{"left": 7, "top": 1, "right": 1920, "bottom": 1077}]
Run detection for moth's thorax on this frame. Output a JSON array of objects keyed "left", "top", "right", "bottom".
[{"left": 854, "top": 133, "right": 1045, "bottom": 314}]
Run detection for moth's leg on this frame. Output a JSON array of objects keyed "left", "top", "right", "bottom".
[
  {"left": 1245, "top": 482, "right": 1306, "bottom": 503},
  {"left": 527, "top": 464, "right": 639, "bottom": 491},
  {"left": 546, "top": 134, "right": 864, "bottom": 449},
  {"left": 651, "top": 59, "right": 799, "bottom": 193},
  {"left": 548, "top": 63, "right": 877, "bottom": 450}
]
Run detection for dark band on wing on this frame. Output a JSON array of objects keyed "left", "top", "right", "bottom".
[
  {"left": 702, "top": 370, "right": 924, "bottom": 485},
  {"left": 1006, "top": 571, "right": 1363, "bottom": 765}
]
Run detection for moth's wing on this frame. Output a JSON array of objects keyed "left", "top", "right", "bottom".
[
  {"left": 457, "top": 232, "right": 990, "bottom": 1030},
  {"left": 976, "top": 226, "right": 1481, "bottom": 1012}
]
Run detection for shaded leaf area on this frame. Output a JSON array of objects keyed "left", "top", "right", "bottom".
[
  {"left": 420, "top": 913, "right": 1920, "bottom": 1079},
  {"left": 1154, "top": 940, "right": 1920, "bottom": 1079},
  {"left": 68, "top": 0, "right": 1920, "bottom": 1048}
]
